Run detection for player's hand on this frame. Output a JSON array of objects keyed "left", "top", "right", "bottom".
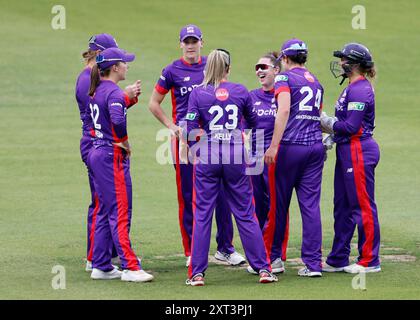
[
  {"left": 113, "top": 141, "right": 131, "bottom": 158},
  {"left": 179, "top": 140, "right": 189, "bottom": 164},
  {"left": 264, "top": 145, "right": 278, "bottom": 165},
  {"left": 320, "top": 112, "right": 337, "bottom": 134},
  {"left": 168, "top": 123, "right": 182, "bottom": 138},
  {"left": 124, "top": 80, "right": 142, "bottom": 99}
]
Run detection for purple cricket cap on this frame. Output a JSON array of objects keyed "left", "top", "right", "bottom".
[
  {"left": 279, "top": 38, "right": 308, "bottom": 58},
  {"left": 179, "top": 24, "right": 202, "bottom": 42},
  {"left": 95, "top": 47, "right": 135, "bottom": 70},
  {"left": 88, "top": 33, "right": 119, "bottom": 51}
]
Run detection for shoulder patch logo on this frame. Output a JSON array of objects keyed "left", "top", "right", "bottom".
[
  {"left": 275, "top": 74, "right": 288, "bottom": 82},
  {"left": 186, "top": 112, "right": 197, "bottom": 120},
  {"left": 304, "top": 71, "right": 315, "bottom": 83},
  {"left": 348, "top": 102, "right": 365, "bottom": 111},
  {"left": 215, "top": 88, "right": 229, "bottom": 101}
]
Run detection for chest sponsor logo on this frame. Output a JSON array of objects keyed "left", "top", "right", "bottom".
[
  {"left": 253, "top": 107, "right": 276, "bottom": 117},
  {"left": 184, "top": 76, "right": 190, "bottom": 82},
  {"left": 348, "top": 102, "right": 365, "bottom": 111},
  {"left": 180, "top": 84, "right": 200, "bottom": 96},
  {"left": 254, "top": 101, "right": 262, "bottom": 106},
  {"left": 215, "top": 88, "right": 229, "bottom": 101}
]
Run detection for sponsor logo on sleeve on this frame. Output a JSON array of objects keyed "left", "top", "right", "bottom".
[
  {"left": 110, "top": 102, "right": 123, "bottom": 108},
  {"left": 186, "top": 112, "right": 197, "bottom": 120},
  {"left": 275, "top": 74, "right": 288, "bottom": 82},
  {"left": 348, "top": 102, "right": 365, "bottom": 111}
]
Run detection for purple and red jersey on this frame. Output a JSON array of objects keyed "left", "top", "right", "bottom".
[
  {"left": 89, "top": 80, "right": 128, "bottom": 146},
  {"left": 333, "top": 76, "right": 375, "bottom": 144},
  {"left": 186, "top": 81, "right": 256, "bottom": 148},
  {"left": 248, "top": 88, "right": 276, "bottom": 154},
  {"left": 155, "top": 56, "right": 207, "bottom": 125},
  {"left": 75, "top": 67, "right": 137, "bottom": 137},
  {"left": 274, "top": 67, "right": 323, "bottom": 145}
]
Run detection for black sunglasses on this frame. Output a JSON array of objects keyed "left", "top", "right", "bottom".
[
  {"left": 255, "top": 63, "right": 274, "bottom": 71},
  {"left": 217, "top": 48, "right": 230, "bottom": 66}
]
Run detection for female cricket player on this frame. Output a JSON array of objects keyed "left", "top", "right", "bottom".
[
  {"left": 75, "top": 34, "right": 141, "bottom": 272},
  {"left": 148, "top": 25, "right": 245, "bottom": 267},
  {"left": 87, "top": 47, "right": 153, "bottom": 282},
  {"left": 184, "top": 49, "right": 277, "bottom": 286},
  {"left": 321, "top": 43, "right": 381, "bottom": 274},
  {"left": 264, "top": 39, "right": 325, "bottom": 277},
  {"left": 248, "top": 52, "right": 280, "bottom": 229}
]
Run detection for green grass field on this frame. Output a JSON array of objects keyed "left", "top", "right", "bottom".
[{"left": 1, "top": 0, "right": 419, "bottom": 299}]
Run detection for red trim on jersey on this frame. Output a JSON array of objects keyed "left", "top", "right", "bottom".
[
  {"left": 181, "top": 56, "right": 202, "bottom": 66},
  {"left": 90, "top": 128, "right": 95, "bottom": 137},
  {"left": 173, "top": 137, "right": 191, "bottom": 257},
  {"left": 113, "top": 146, "right": 139, "bottom": 271},
  {"left": 124, "top": 94, "right": 138, "bottom": 109},
  {"left": 281, "top": 211, "right": 290, "bottom": 261},
  {"left": 263, "top": 145, "right": 280, "bottom": 259},
  {"left": 87, "top": 193, "right": 100, "bottom": 261},
  {"left": 188, "top": 161, "right": 197, "bottom": 278},
  {"left": 170, "top": 88, "right": 177, "bottom": 123},
  {"left": 155, "top": 84, "right": 169, "bottom": 95},
  {"left": 350, "top": 136, "right": 375, "bottom": 267},
  {"left": 111, "top": 125, "right": 128, "bottom": 143},
  {"left": 274, "top": 86, "right": 291, "bottom": 98}
]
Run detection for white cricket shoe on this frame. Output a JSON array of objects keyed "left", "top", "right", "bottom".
[
  {"left": 186, "top": 256, "right": 191, "bottom": 267},
  {"left": 271, "top": 258, "right": 285, "bottom": 274},
  {"left": 343, "top": 263, "right": 381, "bottom": 274},
  {"left": 247, "top": 258, "right": 285, "bottom": 275},
  {"left": 214, "top": 251, "right": 246, "bottom": 266},
  {"left": 85, "top": 260, "right": 93, "bottom": 272},
  {"left": 259, "top": 270, "right": 278, "bottom": 283},
  {"left": 298, "top": 266, "right": 322, "bottom": 277},
  {"left": 121, "top": 270, "right": 154, "bottom": 282},
  {"left": 91, "top": 267, "right": 122, "bottom": 280},
  {"left": 186, "top": 273, "right": 205, "bottom": 286},
  {"left": 322, "top": 262, "right": 345, "bottom": 272}
]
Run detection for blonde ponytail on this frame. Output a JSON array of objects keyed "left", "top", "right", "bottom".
[{"left": 203, "top": 49, "right": 230, "bottom": 88}]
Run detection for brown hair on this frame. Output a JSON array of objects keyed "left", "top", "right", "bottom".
[
  {"left": 359, "top": 65, "right": 377, "bottom": 81},
  {"left": 262, "top": 51, "right": 281, "bottom": 69},
  {"left": 82, "top": 49, "right": 98, "bottom": 62},
  {"left": 89, "top": 64, "right": 113, "bottom": 96}
]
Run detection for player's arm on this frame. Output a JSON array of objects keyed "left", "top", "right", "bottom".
[
  {"left": 109, "top": 94, "right": 130, "bottom": 156},
  {"left": 264, "top": 83, "right": 291, "bottom": 165}
]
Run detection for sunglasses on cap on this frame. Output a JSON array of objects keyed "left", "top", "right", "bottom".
[
  {"left": 255, "top": 63, "right": 274, "bottom": 71},
  {"left": 89, "top": 35, "right": 107, "bottom": 50},
  {"left": 216, "top": 48, "right": 231, "bottom": 66},
  {"left": 95, "top": 55, "right": 124, "bottom": 64}
]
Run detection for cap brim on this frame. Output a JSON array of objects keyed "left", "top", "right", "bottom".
[
  {"left": 180, "top": 35, "right": 201, "bottom": 42},
  {"left": 123, "top": 52, "right": 135, "bottom": 62}
]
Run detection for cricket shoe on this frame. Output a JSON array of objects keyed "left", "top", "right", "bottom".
[
  {"left": 186, "top": 256, "right": 191, "bottom": 267},
  {"left": 91, "top": 267, "right": 122, "bottom": 280},
  {"left": 298, "top": 267, "right": 322, "bottom": 277},
  {"left": 247, "top": 258, "right": 285, "bottom": 275},
  {"left": 259, "top": 270, "right": 278, "bottom": 283},
  {"left": 85, "top": 260, "right": 93, "bottom": 272},
  {"left": 322, "top": 262, "right": 345, "bottom": 272},
  {"left": 214, "top": 251, "right": 246, "bottom": 266},
  {"left": 186, "top": 273, "right": 205, "bottom": 286},
  {"left": 343, "top": 263, "right": 381, "bottom": 274},
  {"left": 121, "top": 270, "right": 154, "bottom": 282}
]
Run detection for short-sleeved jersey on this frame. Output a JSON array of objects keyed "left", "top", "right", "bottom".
[
  {"left": 333, "top": 76, "right": 375, "bottom": 144},
  {"left": 75, "top": 67, "right": 94, "bottom": 134},
  {"left": 155, "top": 56, "right": 207, "bottom": 125},
  {"left": 89, "top": 80, "right": 128, "bottom": 147},
  {"left": 186, "top": 81, "right": 256, "bottom": 147},
  {"left": 274, "top": 67, "right": 323, "bottom": 145},
  {"left": 248, "top": 88, "right": 276, "bottom": 154}
]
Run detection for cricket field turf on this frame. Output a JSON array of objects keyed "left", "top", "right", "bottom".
[{"left": 0, "top": 0, "right": 419, "bottom": 299}]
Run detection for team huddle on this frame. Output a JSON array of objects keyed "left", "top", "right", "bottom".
[{"left": 75, "top": 24, "right": 381, "bottom": 286}]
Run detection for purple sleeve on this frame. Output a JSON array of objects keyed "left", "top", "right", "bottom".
[
  {"left": 242, "top": 90, "right": 257, "bottom": 129},
  {"left": 333, "top": 87, "right": 371, "bottom": 136},
  {"left": 108, "top": 92, "right": 128, "bottom": 142},
  {"left": 154, "top": 66, "right": 173, "bottom": 95},
  {"left": 185, "top": 89, "right": 200, "bottom": 132}
]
